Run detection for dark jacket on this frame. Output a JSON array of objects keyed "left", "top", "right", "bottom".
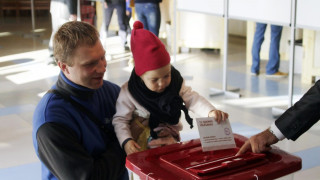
[
  {"left": 276, "top": 80, "right": 320, "bottom": 140},
  {"left": 51, "top": 0, "right": 77, "bottom": 14},
  {"left": 105, "top": 0, "right": 125, "bottom": 5},
  {"left": 134, "top": 0, "right": 162, "bottom": 3},
  {"left": 32, "top": 72, "right": 127, "bottom": 180}
]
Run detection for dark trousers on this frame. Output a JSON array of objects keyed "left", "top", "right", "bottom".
[
  {"left": 105, "top": 3, "right": 127, "bottom": 32},
  {"left": 104, "top": 2, "right": 127, "bottom": 45}
]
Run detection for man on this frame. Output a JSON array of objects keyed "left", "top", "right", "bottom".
[
  {"left": 237, "top": 80, "right": 320, "bottom": 155},
  {"left": 48, "top": 0, "right": 77, "bottom": 65},
  {"left": 135, "top": 0, "right": 162, "bottom": 37},
  {"left": 33, "top": 21, "right": 128, "bottom": 180},
  {"left": 103, "top": 0, "right": 129, "bottom": 50},
  {"left": 251, "top": 23, "right": 288, "bottom": 77}
]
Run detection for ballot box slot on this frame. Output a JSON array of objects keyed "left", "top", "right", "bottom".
[
  {"left": 160, "top": 147, "right": 267, "bottom": 177},
  {"left": 187, "top": 153, "right": 266, "bottom": 175}
]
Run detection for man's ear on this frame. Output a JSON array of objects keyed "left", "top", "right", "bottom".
[{"left": 58, "top": 61, "right": 69, "bottom": 74}]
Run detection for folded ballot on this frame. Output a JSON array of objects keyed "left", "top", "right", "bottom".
[{"left": 196, "top": 117, "right": 236, "bottom": 151}]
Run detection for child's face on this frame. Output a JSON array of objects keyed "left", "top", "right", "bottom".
[{"left": 140, "top": 64, "right": 171, "bottom": 93}]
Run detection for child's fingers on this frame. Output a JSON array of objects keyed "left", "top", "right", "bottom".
[
  {"left": 221, "top": 112, "right": 229, "bottom": 121},
  {"left": 148, "top": 136, "right": 177, "bottom": 147},
  {"left": 125, "top": 140, "right": 141, "bottom": 155},
  {"left": 215, "top": 111, "right": 222, "bottom": 123},
  {"left": 127, "top": 147, "right": 139, "bottom": 155},
  {"left": 209, "top": 110, "right": 229, "bottom": 123},
  {"left": 134, "top": 141, "right": 141, "bottom": 149}
]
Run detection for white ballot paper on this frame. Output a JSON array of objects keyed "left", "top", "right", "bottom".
[{"left": 196, "top": 117, "right": 236, "bottom": 151}]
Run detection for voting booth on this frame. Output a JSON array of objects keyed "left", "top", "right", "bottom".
[
  {"left": 296, "top": 0, "right": 320, "bottom": 84},
  {"left": 126, "top": 134, "right": 301, "bottom": 180},
  {"left": 174, "top": 0, "right": 225, "bottom": 52}
]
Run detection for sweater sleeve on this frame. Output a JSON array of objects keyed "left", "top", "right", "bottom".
[
  {"left": 112, "top": 84, "right": 137, "bottom": 146},
  {"left": 36, "top": 122, "right": 126, "bottom": 180},
  {"left": 275, "top": 80, "right": 320, "bottom": 141},
  {"left": 180, "top": 80, "right": 216, "bottom": 117}
]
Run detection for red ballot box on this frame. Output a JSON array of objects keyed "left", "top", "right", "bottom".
[{"left": 126, "top": 134, "right": 301, "bottom": 180}]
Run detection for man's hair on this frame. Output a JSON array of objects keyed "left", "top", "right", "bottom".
[{"left": 53, "top": 21, "right": 100, "bottom": 66}]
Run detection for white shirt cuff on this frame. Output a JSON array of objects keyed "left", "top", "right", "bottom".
[{"left": 270, "top": 122, "right": 285, "bottom": 140}]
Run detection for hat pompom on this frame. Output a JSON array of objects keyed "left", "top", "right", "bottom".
[{"left": 133, "top": 21, "right": 144, "bottom": 30}]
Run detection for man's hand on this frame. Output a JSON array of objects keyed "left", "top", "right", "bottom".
[
  {"left": 124, "top": 140, "right": 141, "bottom": 155},
  {"left": 208, "top": 110, "right": 229, "bottom": 123},
  {"left": 236, "top": 129, "right": 279, "bottom": 156}
]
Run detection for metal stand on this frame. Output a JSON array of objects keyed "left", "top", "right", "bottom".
[
  {"left": 77, "top": 0, "right": 81, "bottom": 21},
  {"left": 271, "top": 0, "right": 297, "bottom": 117},
  {"left": 173, "top": 0, "right": 240, "bottom": 98},
  {"left": 99, "top": 0, "right": 107, "bottom": 47},
  {"left": 31, "top": 0, "right": 35, "bottom": 31},
  {"left": 210, "top": 0, "right": 241, "bottom": 98},
  {"left": 173, "top": 0, "right": 177, "bottom": 64}
]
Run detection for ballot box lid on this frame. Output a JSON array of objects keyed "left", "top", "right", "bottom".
[{"left": 126, "top": 134, "right": 302, "bottom": 180}]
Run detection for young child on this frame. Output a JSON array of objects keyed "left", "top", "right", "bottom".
[{"left": 113, "top": 21, "right": 229, "bottom": 155}]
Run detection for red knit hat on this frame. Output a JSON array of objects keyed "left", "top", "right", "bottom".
[{"left": 131, "top": 21, "right": 170, "bottom": 76}]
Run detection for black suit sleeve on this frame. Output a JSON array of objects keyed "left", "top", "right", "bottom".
[
  {"left": 276, "top": 80, "right": 320, "bottom": 141},
  {"left": 36, "top": 122, "right": 127, "bottom": 180}
]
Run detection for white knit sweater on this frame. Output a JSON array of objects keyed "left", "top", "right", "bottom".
[{"left": 112, "top": 80, "right": 216, "bottom": 145}]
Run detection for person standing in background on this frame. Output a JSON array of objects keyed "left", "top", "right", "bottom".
[
  {"left": 125, "top": 0, "right": 132, "bottom": 34},
  {"left": 134, "top": 0, "right": 161, "bottom": 37},
  {"left": 104, "top": 0, "right": 129, "bottom": 51},
  {"left": 251, "top": 23, "right": 288, "bottom": 77},
  {"left": 48, "top": 0, "right": 77, "bottom": 65}
]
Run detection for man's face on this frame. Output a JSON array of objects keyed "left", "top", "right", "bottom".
[{"left": 60, "top": 40, "right": 107, "bottom": 89}]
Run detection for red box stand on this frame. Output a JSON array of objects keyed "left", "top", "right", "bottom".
[{"left": 126, "top": 134, "right": 302, "bottom": 180}]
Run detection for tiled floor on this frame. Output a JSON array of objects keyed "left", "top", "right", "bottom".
[{"left": 0, "top": 14, "right": 320, "bottom": 179}]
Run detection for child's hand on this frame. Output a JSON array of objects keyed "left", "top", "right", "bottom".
[
  {"left": 148, "top": 135, "right": 177, "bottom": 148},
  {"left": 208, "top": 110, "right": 229, "bottom": 123},
  {"left": 124, "top": 140, "right": 141, "bottom": 155}
]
